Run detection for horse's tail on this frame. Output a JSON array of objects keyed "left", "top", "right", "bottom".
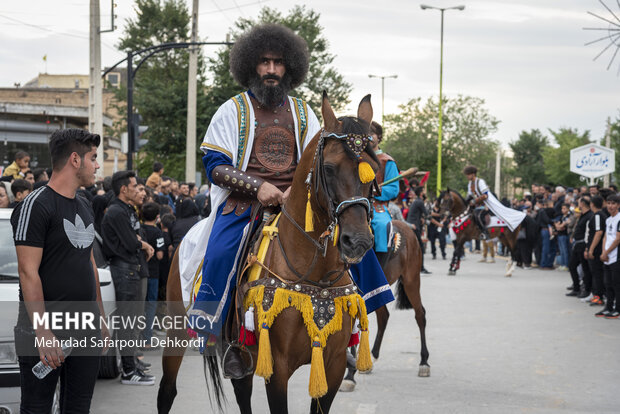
[
  {"left": 202, "top": 354, "right": 226, "bottom": 412},
  {"left": 395, "top": 277, "right": 413, "bottom": 310}
]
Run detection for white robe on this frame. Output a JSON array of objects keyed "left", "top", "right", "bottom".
[
  {"left": 467, "top": 177, "right": 525, "bottom": 232},
  {"left": 178, "top": 92, "right": 321, "bottom": 307}
]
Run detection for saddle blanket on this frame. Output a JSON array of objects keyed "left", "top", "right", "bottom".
[{"left": 487, "top": 216, "right": 508, "bottom": 228}]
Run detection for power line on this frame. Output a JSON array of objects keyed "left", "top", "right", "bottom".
[
  {"left": 0, "top": 13, "right": 89, "bottom": 40},
  {"left": 200, "top": 0, "right": 268, "bottom": 15},
  {"left": 209, "top": 0, "right": 232, "bottom": 23}
]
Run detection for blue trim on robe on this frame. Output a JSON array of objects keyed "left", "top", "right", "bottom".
[
  {"left": 350, "top": 250, "right": 395, "bottom": 313},
  {"left": 202, "top": 152, "right": 233, "bottom": 183}
]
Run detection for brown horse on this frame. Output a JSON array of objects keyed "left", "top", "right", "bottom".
[
  {"left": 439, "top": 188, "right": 534, "bottom": 276},
  {"left": 340, "top": 219, "right": 430, "bottom": 392},
  {"left": 158, "top": 93, "right": 382, "bottom": 414}
]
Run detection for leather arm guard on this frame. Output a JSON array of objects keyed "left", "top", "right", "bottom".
[{"left": 212, "top": 165, "right": 264, "bottom": 198}]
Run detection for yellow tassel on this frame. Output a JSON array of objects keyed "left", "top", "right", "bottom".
[
  {"left": 309, "top": 337, "right": 328, "bottom": 398},
  {"left": 305, "top": 190, "right": 314, "bottom": 232},
  {"left": 356, "top": 329, "right": 373, "bottom": 372},
  {"left": 332, "top": 224, "right": 339, "bottom": 246},
  {"left": 255, "top": 322, "right": 273, "bottom": 380},
  {"left": 358, "top": 161, "right": 375, "bottom": 184}
]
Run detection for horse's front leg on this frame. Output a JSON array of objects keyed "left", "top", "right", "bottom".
[
  {"left": 232, "top": 374, "right": 254, "bottom": 414},
  {"left": 264, "top": 358, "right": 291, "bottom": 414}
]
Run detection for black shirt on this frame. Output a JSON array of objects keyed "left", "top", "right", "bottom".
[
  {"left": 143, "top": 224, "right": 165, "bottom": 279},
  {"left": 536, "top": 208, "right": 551, "bottom": 228},
  {"left": 11, "top": 186, "right": 97, "bottom": 302},
  {"left": 101, "top": 198, "right": 142, "bottom": 264},
  {"left": 406, "top": 198, "right": 426, "bottom": 229},
  {"left": 573, "top": 210, "right": 593, "bottom": 242},
  {"left": 586, "top": 210, "right": 608, "bottom": 254}
]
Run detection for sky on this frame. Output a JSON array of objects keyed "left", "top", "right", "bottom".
[{"left": 0, "top": 0, "right": 619, "bottom": 149}]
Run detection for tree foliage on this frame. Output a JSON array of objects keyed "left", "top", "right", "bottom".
[
  {"left": 608, "top": 113, "right": 620, "bottom": 184},
  {"left": 543, "top": 128, "right": 591, "bottom": 188},
  {"left": 382, "top": 95, "right": 500, "bottom": 195},
  {"left": 114, "top": 0, "right": 208, "bottom": 179},
  {"left": 204, "top": 5, "right": 352, "bottom": 124},
  {"left": 509, "top": 129, "right": 549, "bottom": 189}
]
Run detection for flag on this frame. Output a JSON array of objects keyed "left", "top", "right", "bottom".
[{"left": 42, "top": 55, "right": 47, "bottom": 62}]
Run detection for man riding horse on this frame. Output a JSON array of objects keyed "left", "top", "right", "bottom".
[
  {"left": 183, "top": 23, "right": 394, "bottom": 380},
  {"left": 369, "top": 121, "right": 400, "bottom": 263},
  {"left": 463, "top": 165, "right": 525, "bottom": 237}
]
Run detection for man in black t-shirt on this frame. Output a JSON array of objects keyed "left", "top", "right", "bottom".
[
  {"left": 585, "top": 196, "right": 607, "bottom": 303},
  {"left": 11, "top": 129, "right": 109, "bottom": 413},
  {"left": 568, "top": 198, "right": 594, "bottom": 297},
  {"left": 101, "top": 170, "right": 155, "bottom": 385},
  {"left": 406, "top": 186, "right": 430, "bottom": 274},
  {"left": 140, "top": 202, "right": 165, "bottom": 343}
]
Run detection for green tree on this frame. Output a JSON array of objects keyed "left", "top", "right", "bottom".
[
  {"left": 609, "top": 114, "right": 620, "bottom": 184},
  {"left": 382, "top": 95, "right": 499, "bottom": 195},
  {"left": 509, "top": 129, "right": 548, "bottom": 190},
  {"left": 543, "top": 128, "right": 591, "bottom": 187},
  {"left": 114, "top": 0, "right": 208, "bottom": 179},
  {"left": 204, "top": 5, "right": 352, "bottom": 124}
]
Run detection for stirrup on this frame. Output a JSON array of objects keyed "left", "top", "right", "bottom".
[{"left": 222, "top": 342, "right": 254, "bottom": 379}]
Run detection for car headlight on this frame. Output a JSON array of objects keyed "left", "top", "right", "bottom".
[{"left": 0, "top": 342, "right": 17, "bottom": 365}]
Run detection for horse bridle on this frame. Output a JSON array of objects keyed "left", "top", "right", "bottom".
[{"left": 278, "top": 128, "right": 378, "bottom": 287}]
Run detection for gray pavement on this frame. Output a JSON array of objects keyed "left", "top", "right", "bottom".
[{"left": 91, "top": 251, "right": 620, "bottom": 413}]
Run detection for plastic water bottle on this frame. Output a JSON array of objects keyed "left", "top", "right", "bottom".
[{"left": 32, "top": 343, "right": 73, "bottom": 379}]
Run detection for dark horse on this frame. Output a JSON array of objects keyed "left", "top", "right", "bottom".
[
  {"left": 439, "top": 188, "right": 535, "bottom": 276},
  {"left": 158, "top": 93, "right": 383, "bottom": 414},
  {"left": 340, "top": 219, "right": 430, "bottom": 392}
]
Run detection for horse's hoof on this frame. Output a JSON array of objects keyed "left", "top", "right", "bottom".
[
  {"left": 418, "top": 365, "right": 431, "bottom": 377},
  {"left": 339, "top": 379, "right": 356, "bottom": 392}
]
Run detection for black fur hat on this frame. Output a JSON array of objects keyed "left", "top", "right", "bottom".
[{"left": 229, "top": 23, "right": 310, "bottom": 89}]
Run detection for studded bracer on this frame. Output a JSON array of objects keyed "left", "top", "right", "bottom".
[{"left": 222, "top": 97, "right": 298, "bottom": 216}]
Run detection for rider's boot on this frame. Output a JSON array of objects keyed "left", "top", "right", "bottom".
[{"left": 223, "top": 345, "right": 248, "bottom": 379}]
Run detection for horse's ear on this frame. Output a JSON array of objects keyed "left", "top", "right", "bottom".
[
  {"left": 357, "top": 94, "right": 373, "bottom": 125},
  {"left": 321, "top": 90, "right": 341, "bottom": 131}
]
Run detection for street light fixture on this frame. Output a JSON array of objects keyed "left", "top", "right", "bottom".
[
  {"left": 420, "top": 4, "right": 465, "bottom": 195},
  {"left": 368, "top": 74, "right": 398, "bottom": 126}
]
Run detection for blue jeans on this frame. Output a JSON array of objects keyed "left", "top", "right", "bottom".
[
  {"left": 540, "top": 229, "right": 552, "bottom": 268},
  {"left": 142, "top": 278, "right": 159, "bottom": 340},
  {"left": 557, "top": 234, "right": 570, "bottom": 267}
]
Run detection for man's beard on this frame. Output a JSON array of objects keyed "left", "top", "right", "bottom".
[{"left": 249, "top": 74, "right": 291, "bottom": 108}]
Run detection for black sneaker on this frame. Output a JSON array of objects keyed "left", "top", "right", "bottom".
[
  {"left": 421, "top": 268, "right": 432, "bottom": 275},
  {"left": 595, "top": 309, "right": 611, "bottom": 317},
  {"left": 136, "top": 360, "right": 151, "bottom": 373},
  {"left": 121, "top": 370, "right": 155, "bottom": 386},
  {"left": 566, "top": 285, "right": 577, "bottom": 291},
  {"left": 604, "top": 311, "right": 620, "bottom": 319},
  {"left": 565, "top": 290, "right": 579, "bottom": 297},
  {"left": 577, "top": 291, "right": 591, "bottom": 299}
]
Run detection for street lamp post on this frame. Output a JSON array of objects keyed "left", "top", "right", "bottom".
[
  {"left": 420, "top": 4, "right": 464, "bottom": 195},
  {"left": 368, "top": 74, "right": 397, "bottom": 126}
]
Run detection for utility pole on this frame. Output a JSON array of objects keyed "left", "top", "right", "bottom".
[
  {"left": 495, "top": 147, "right": 501, "bottom": 196},
  {"left": 185, "top": 0, "right": 199, "bottom": 183},
  {"left": 604, "top": 116, "right": 612, "bottom": 187},
  {"left": 368, "top": 74, "right": 397, "bottom": 126},
  {"left": 89, "top": 0, "right": 104, "bottom": 179}
]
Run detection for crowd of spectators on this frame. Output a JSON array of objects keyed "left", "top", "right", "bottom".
[{"left": 3, "top": 154, "right": 212, "bottom": 385}]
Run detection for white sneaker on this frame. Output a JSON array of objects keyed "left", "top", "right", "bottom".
[
  {"left": 478, "top": 258, "right": 487, "bottom": 263},
  {"left": 580, "top": 293, "right": 594, "bottom": 303},
  {"left": 488, "top": 258, "right": 495, "bottom": 263}
]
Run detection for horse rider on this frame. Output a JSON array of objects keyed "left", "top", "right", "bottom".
[
  {"left": 183, "top": 24, "right": 394, "bottom": 379},
  {"left": 463, "top": 165, "right": 525, "bottom": 237},
  {"left": 368, "top": 121, "right": 400, "bottom": 264}
]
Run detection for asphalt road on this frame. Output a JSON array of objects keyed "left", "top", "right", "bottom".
[{"left": 91, "top": 251, "right": 620, "bottom": 413}]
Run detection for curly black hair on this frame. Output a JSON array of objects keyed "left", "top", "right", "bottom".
[{"left": 229, "top": 23, "right": 309, "bottom": 89}]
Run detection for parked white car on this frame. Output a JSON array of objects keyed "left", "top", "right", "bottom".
[{"left": 0, "top": 208, "right": 120, "bottom": 413}]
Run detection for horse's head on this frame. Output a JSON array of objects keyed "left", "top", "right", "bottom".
[
  {"left": 309, "top": 92, "right": 380, "bottom": 264},
  {"left": 439, "top": 188, "right": 453, "bottom": 217}
]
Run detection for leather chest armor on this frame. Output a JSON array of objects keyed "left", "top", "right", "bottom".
[{"left": 223, "top": 97, "right": 297, "bottom": 216}]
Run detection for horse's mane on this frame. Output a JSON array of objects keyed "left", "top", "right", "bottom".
[
  {"left": 447, "top": 187, "right": 467, "bottom": 205},
  {"left": 337, "top": 116, "right": 380, "bottom": 165}
]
